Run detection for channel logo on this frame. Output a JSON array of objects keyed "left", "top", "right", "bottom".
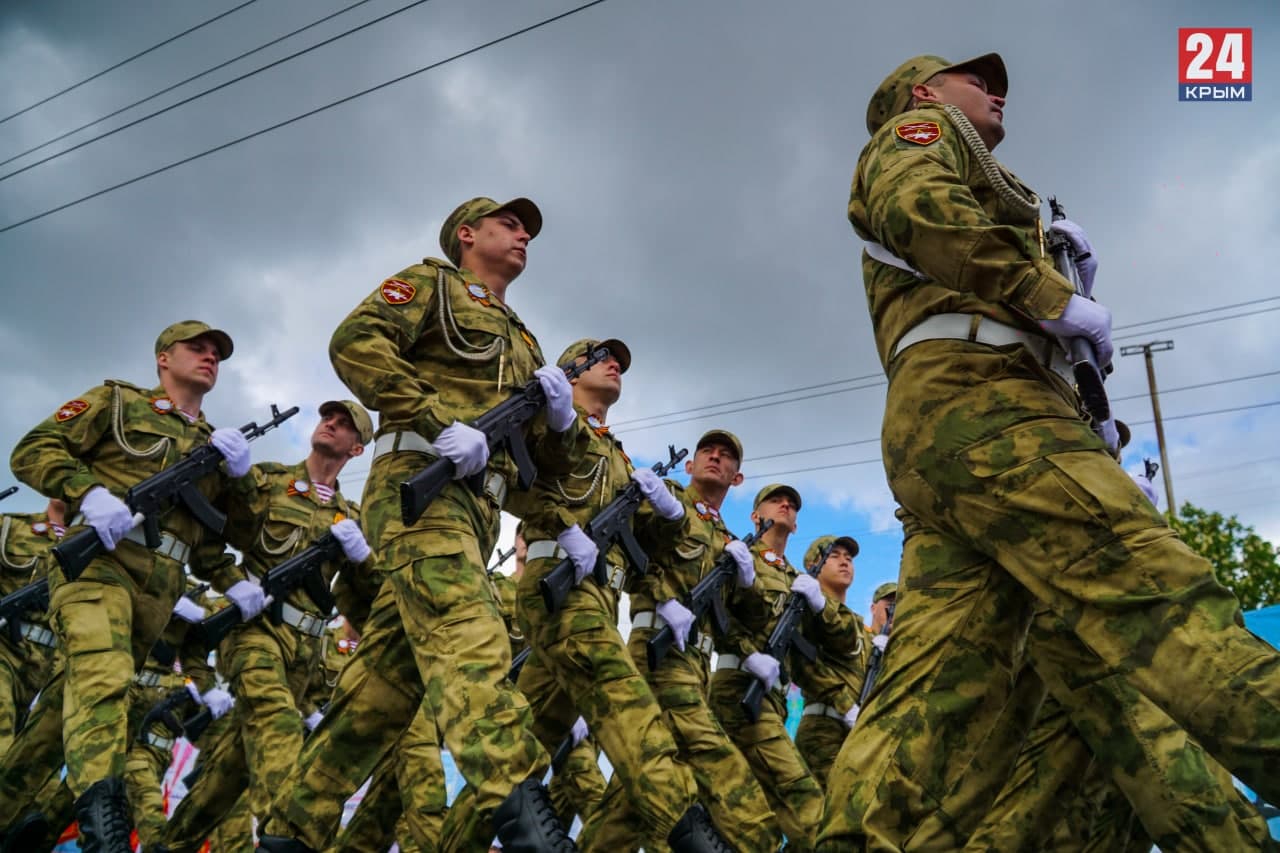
[{"left": 1179, "top": 28, "right": 1252, "bottom": 101}]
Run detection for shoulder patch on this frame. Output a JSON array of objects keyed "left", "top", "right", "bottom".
[
  {"left": 894, "top": 121, "right": 941, "bottom": 146},
  {"left": 380, "top": 279, "right": 416, "bottom": 305},
  {"left": 54, "top": 399, "right": 90, "bottom": 422}
]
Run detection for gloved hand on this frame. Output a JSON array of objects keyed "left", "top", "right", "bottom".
[
  {"left": 534, "top": 365, "right": 576, "bottom": 433},
  {"left": 871, "top": 633, "right": 889, "bottom": 652},
  {"left": 330, "top": 518, "right": 371, "bottom": 563},
  {"left": 225, "top": 579, "right": 267, "bottom": 621},
  {"left": 570, "top": 716, "right": 589, "bottom": 747},
  {"left": 656, "top": 598, "right": 695, "bottom": 652},
  {"left": 434, "top": 422, "right": 489, "bottom": 479},
  {"left": 171, "top": 596, "right": 205, "bottom": 624},
  {"left": 743, "top": 652, "right": 781, "bottom": 691},
  {"left": 1048, "top": 219, "right": 1098, "bottom": 297},
  {"left": 791, "top": 574, "right": 825, "bottom": 613},
  {"left": 210, "top": 428, "right": 251, "bottom": 478},
  {"left": 1130, "top": 471, "right": 1160, "bottom": 508},
  {"left": 304, "top": 709, "right": 324, "bottom": 732},
  {"left": 842, "top": 704, "right": 860, "bottom": 729},
  {"left": 1095, "top": 417, "right": 1121, "bottom": 454},
  {"left": 80, "top": 486, "right": 135, "bottom": 551},
  {"left": 1040, "top": 294, "right": 1113, "bottom": 368},
  {"left": 724, "top": 540, "right": 755, "bottom": 588},
  {"left": 201, "top": 687, "right": 234, "bottom": 720},
  {"left": 631, "top": 468, "right": 683, "bottom": 520},
  {"left": 557, "top": 524, "right": 599, "bottom": 585}
]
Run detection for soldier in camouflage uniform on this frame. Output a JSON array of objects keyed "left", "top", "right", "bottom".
[
  {"left": 817, "top": 53, "right": 1280, "bottom": 850},
  {"left": 259, "top": 197, "right": 586, "bottom": 853},
  {"left": 591, "top": 430, "right": 782, "bottom": 852},
  {"left": 791, "top": 534, "right": 867, "bottom": 791},
  {"left": 4, "top": 321, "right": 265, "bottom": 853}
]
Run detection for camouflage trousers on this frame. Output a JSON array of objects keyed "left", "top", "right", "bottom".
[
  {"left": 796, "top": 712, "right": 850, "bottom": 792},
  {"left": 817, "top": 342, "right": 1280, "bottom": 851},
  {"left": 0, "top": 659, "right": 67, "bottom": 827},
  {"left": 514, "top": 553, "right": 692, "bottom": 846},
  {"left": 125, "top": 677, "right": 183, "bottom": 847},
  {"left": 1046, "top": 759, "right": 1154, "bottom": 853},
  {"left": 709, "top": 669, "right": 824, "bottom": 851},
  {"left": 264, "top": 525, "right": 549, "bottom": 850},
  {"left": 0, "top": 633, "right": 56, "bottom": 753},
  {"left": 586, "top": 625, "right": 781, "bottom": 852},
  {"left": 162, "top": 701, "right": 253, "bottom": 852}
]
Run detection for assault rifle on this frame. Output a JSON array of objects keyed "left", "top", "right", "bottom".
[
  {"left": 0, "top": 487, "right": 16, "bottom": 502},
  {"left": 54, "top": 404, "right": 299, "bottom": 580},
  {"left": 399, "top": 347, "right": 610, "bottom": 525},
  {"left": 1144, "top": 458, "right": 1159, "bottom": 482},
  {"left": 857, "top": 600, "right": 895, "bottom": 709},
  {"left": 539, "top": 445, "right": 688, "bottom": 614},
  {"left": 149, "top": 583, "right": 211, "bottom": 667},
  {"left": 138, "top": 687, "right": 217, "bottom": 747},
  {"left": 739, "top": 540, "right": 833, "bottom": 723},
  {"left": 0, "top": 577, "right": 50, "bottom": 645},
  {"left": 1046, "top": 197, "right": 1111, "bottom": 424},
  {"left": 487, "top": 545, "right": 517, "bottom": 576},
  {"left": 193, "top": 532, "right": 340, "bottom": 650},
  {"left": 646, "top": 520, "right": 774, "bottom": 672}
]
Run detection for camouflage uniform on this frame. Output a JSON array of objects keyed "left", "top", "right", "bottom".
[
  {"left": 264, "top": 255, "right": 586, "bottom": 850},
  {"left": 591, "top": 482, "right": 781, "bottom": 852},
  {"left": 793, "top": 625, "right": 870, "bottom": 791},
  {"left": 0, "top": 512, "right": 60, "bottom": 752},
  {"left": 817, "top": 54, "right": 1280, "bottom": 850}
]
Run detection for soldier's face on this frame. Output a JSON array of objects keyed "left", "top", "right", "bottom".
[
  {"left": 819, "top": 545, "right": 854, "bottom": 588},
  {"left": 752, "top": 493, "right": 798, "bottom": 534},
  {"left": 160, "top": 337, "right": 221, "bottom": 392},
  {"left": 311, "top": 410, "right": 364, "bottom": 460},
  {"left": 686, "top": 442, "right": 741, "bottom": 488},
  {"left": 870, "top": 597, "right": 894, "bottom": 633},
  {"left": 573, "top": 353, "right": 622, "bottom": 405},
  {"left": 916, "top": 71, "right": 1005, "bottom": 150},
  {"left": 460, "top": 212, "right": 530, "bottom": 276}
]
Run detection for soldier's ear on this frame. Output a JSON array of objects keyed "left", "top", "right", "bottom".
[
  {"left": 349, "top": 443, "right": 364, "bottom": 459},
  {"left": 731, "top": 470, "right": 744, "bottom": 487},
  {"left": 684, "top": 459, "right": 695, "bottom": 477}
]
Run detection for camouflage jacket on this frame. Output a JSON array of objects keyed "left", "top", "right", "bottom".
[
  {"left": 629, "top": 482, "right": 731, "bottom": 620},
  {"left": 792, "top": 613, "right": 872, "bottom": 714},
  {"left": 0, "top": 512, "right": 56, "bottom": 599}
]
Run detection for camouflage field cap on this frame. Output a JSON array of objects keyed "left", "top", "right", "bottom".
[
  {"left": 155, "top": 320, "right": 233, "bottom": 361},
  {"left": 804, "top": 533, "right": 860, "bottom": 568},
  {"left": 873, "top": 581, "right": 898, "bottom": 602},
  {"left": 752, "top": 482, "right": 802, "bottom": 511},
  {"left": 439, "top": 196, "right": 543, "bottom": 266},
  {"left": 866, "top": 52, "right": 1008, "bottom": 135},
  {"left": 319, "top": 400, "right": 374, "bottom": 445},
  {"left": 556, "top": 337, "right": 632, "bottom": 374},
  {"left": 696, "top": 429, "right": 743, "bottom": 462}
]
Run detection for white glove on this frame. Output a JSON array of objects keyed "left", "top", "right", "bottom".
[
  {"left": 842, "top": 704, "right": 860, "bottom": 729},
  {"left": 656, "top": 598, "right": 694, "bottom": 652},
  {"left": 434, "top": 422, "right": 489, "bottom": 479},
  {"left": 1096, "top": 418, "right": 1121, "bottom": 454},
  {"left": 172, "top": 596, "right": 205, "bottom": 624},
  {"left": 557, "top": 524, "right": 599, "bottom": 585},
  {"left": 1130, "top": 471, "right": 1160, "bottom": 508},
  {"left": 304, "top": 709, "right": 324, "bottom": 732},
  {"left": 743, "top": 652, "right": 781, "bottom": 692},
  {"left": 871, "top": 633, "right": 889, "bottom": 652},
  {"left": 534, "top": 365, "right": 576, "bottom": 433},
  {"left": 201, "top": 687, "right": 234, "bottom": 720},
  {"left": 791, "top": 574, "right": 825, "bottom": 613},
  {"left": 210, "top": 428, "right": 251, "bottom": 478},
  {"left": 1040, "top": 294, "right": 1114, "bottom": 368},
  {"left": 724, "top": 540, "right": 755, "bottom": 588},
  {"left": 570, "top": 716, "right": 589, "bottom": 747},
  {"left": 80, "top": 486, "right": 135, "bottom": 551},
  {"left": 1048, "top": 219, "right": 1098, "bottom": 298},
  {"left": 225, "top": 579, "right": 267, "bottom": 621},
  {"left": 330, "top": 518, "right": 371, "bottom": 563},
  {"left": 631, "top": 468, "right": 683, "bottom": 520}
]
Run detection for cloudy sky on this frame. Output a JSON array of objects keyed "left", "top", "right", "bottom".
[{"left": 1, "top": 0, "right": 1276, "bottom": 616}]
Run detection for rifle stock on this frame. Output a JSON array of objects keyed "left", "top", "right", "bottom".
[{"left": 1047, "top": 197, "right": 1110, "bottom": 423}]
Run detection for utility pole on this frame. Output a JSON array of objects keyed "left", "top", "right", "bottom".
[{"left": 1120, "top": 340, "right": 1175, "bottom": 513}]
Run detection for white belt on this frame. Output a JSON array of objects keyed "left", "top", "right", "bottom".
[
  {"left": 279, "top": 601, "right": 327, "bottom": 638},
  {"left": 123, "top": 528, "right": 192, "bottom": 564},
  {"left": 141, "top": 731, "right": 175, "bottom": 751},
  {"left": 802, "top": 702, "right": 846, "bottom": 721},
  {"left": 864, "top": 240, "right": 928, "bottom": 279},
  {"left": 134, "top": 669, "right": 166, "bottom": 688},
  {"left": 631, "top": 611, "right": 715, "bottom": 658},
  {"left": 526, "top": 541, "right": 626, "bottom": 593},
  {"left": 372, "top": 431, "right": 508, "bottom": 508},
  {"left": 891, "top": 313, "right": 1073, "bottom": 385},
  {"left": 716, "top": 653, "right": 783, "bottom": 693},
  {"left": 19, "top": 622, "right": 56, "bottom": 648}
]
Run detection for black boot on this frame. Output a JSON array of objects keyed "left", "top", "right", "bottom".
[
  {"left": 1, "top": 809, "right": 51, "bottom": 853},
  {"left": 73, "top": 778, "right": 133, "bottom": 853},
  {"left": 256, "top": 836, "right": 317, "bottom": 853},
  {"left": 668, "top": 803, "right": 735, "bottom": 853},
  {"left": 493, "top": 778, "right": 577, "bottom": 852}
]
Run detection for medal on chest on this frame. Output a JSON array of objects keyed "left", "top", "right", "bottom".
[
  {"left": 694, "top": 501, "right": 721, "bottom": 523},
  {"left": 31, "top": 521, "right": 50, "bottom": 537},
  {"left": 287, "top": 479, "right": 311, "bottom": 499}
]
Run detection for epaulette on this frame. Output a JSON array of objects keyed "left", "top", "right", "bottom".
[{"left": 102, "top": 379, "right": 151, "bottom": 395}]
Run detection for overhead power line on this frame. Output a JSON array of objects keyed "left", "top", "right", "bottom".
[
  {"left": 1113, "top": 305, "right": 1280, "bottom": 341},
  {"left": 612, "top": 373, "right": 883, "bottom": 427},
  {"left": 0, "top": 0, "right": 612, "bottom": 234},
  {"left": 1112, "top": 295, "right": 1280, "bottom": 332},
  {"left": 0, "top": 1, "right": 260, "bottom": 126}
]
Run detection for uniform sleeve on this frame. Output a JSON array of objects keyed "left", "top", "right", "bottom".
[
  {"left": 802, "top": 598, "right": 864, "bottom": 655},
  {"left": 857, "top": 112, "right": 1073, "bottom": 321},
  {"left": 526, "top": 410, "right": 590, "bottom": 481},
  {"left": 10, "top": 385, "right": 114, "bottom": 508}
]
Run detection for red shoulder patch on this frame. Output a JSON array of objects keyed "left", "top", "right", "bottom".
[
  {"left": 54, "top": 399, "right": 89, "bottom": 422},
  {"left": 380, "top": 279, "right": 416, "bottom": 305},
  {"left": 895, "top": 121, "right": 941, "bottom": 145}
]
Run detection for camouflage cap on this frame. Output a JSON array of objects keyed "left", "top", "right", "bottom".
[
  {"left": 873, "top": 581, "right": 898, "bottom": 603},
  {"left": 439, "top": 196, "right": 543, "bottom": 266},
  {"left": 155, "top": 320, "right": 233, "bottom": 361},
  {"left": 696, "top": 429, "right": 743, "bottom": 462},
  {"left": 866, "top": 52, "right": 1008, "bottom": 135},
  {"left": 319, "top": 400, "right": 374, "bottom": 445},
  {"left": 752, "top": 483, "right": 802, "bottom": 511},
  {"left": 556, "top": 337, "right": 632, "bottom": 374},
  {"left": 804, "top": 534, "right": 860, "bottom": 569}
]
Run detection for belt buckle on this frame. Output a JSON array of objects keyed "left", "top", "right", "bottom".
[
  {"left": 485, "top": 473, "right": 508, "bottom": 508},
  {"left": 300, "top": 613, "right": 322, "bottom": 637},
  {"left": 606, "top": 564, "right": 625, "bottom": 592},
  {"left": 695, "top": 634, "right": 714, "bottom": 657}
]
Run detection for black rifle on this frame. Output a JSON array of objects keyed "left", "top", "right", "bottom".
[
  {"left": 0, "top": 486, "right": 16, "bottom": 502},
  {"left": 487, "top": 545, "right": 517, "bottom": 576},
  {"left": 1046, "top": 197, "right": 1111, "bottom": 424},
  {"left": 149, "top": 583, "right": 211, "bottom": 667},
  {"left": 399, "top": 347, "right": 610, "bottom": 525},
  {"left": 540, "top": 445, "right": 688, "bottom": 614},
  {"left": 646, "top": 519, "right": 774, "bottom": 672},
  {"left": 857, "top": 601, "right": 895, "bottom": 709},
  {"left": 1144, "top": 458, "right": 1159, "bottom": 482},
  {"left": 193, "top": 532, "right": 341, "bottom": 651},
  {"left": 0, "top": 577, "right": 50, "bottom": 646},
  {"left": 54, "top": 404, "right": 299, "bottom": 580},
  {"left": 138, "top": 687, "right": 215, "bottom": 746},
  {"left": 739, "top": 541, "right": 834, "bottom": 723}
]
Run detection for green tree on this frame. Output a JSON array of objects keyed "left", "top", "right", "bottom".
[{"left": 1170, "top": 502, "right": 1280, "bottom": 612}]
